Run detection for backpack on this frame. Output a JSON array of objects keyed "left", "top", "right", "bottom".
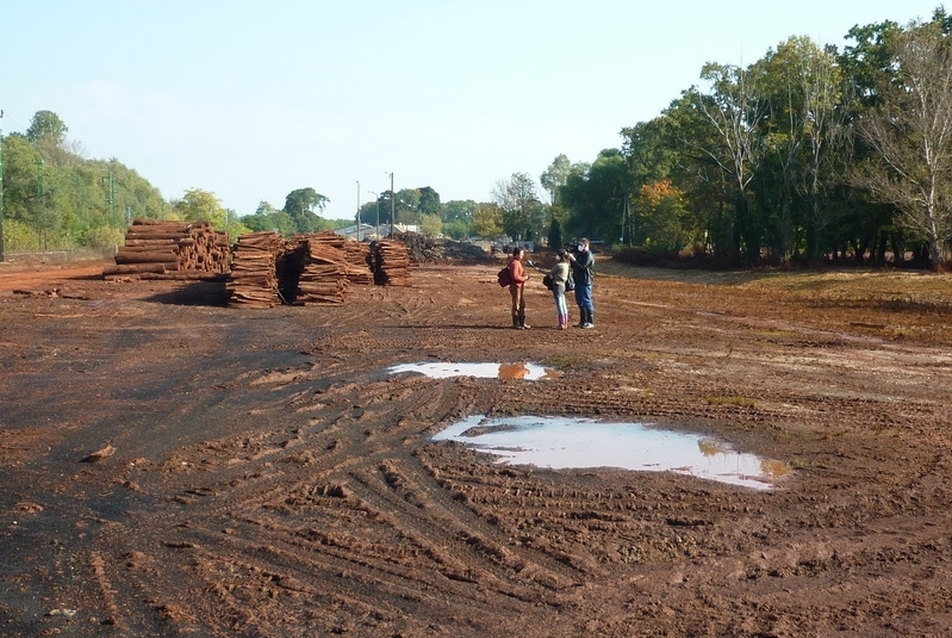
[
  {"left": 565, "top": 272, "right": 575, "bottom": 292},
  {"left": 542, "top": 274, "right": 554, "bottom": 290},
  {"left": 497, "top": 265, "right": 512, "bottom": 287}
]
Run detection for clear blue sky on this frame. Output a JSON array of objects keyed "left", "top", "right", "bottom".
[{"left": 1, "top": 1, "right": 944, "bottom": 220}]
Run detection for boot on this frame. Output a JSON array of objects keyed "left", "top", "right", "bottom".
[
  {"left": 559, "top": 313, "right": 568, "bottom": 330},
  {"left": 512, "top": 314, "right": 520, "bottom": 329},
  {"left": 576, "top": 308, "right": 586, "bottom": 328},
  {"left": 519, "top": 314, "right": 531, "bottom": 329},
  {"left": 582, "top": 309, "right": 594, "bottom": 329}
]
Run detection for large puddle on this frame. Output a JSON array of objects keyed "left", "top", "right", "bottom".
[
  {"left": 388, "top": 361, "right": 556, "bottom": 380},
  {"left": 433, "top": 415, "right": 792, "bottom": 490}
]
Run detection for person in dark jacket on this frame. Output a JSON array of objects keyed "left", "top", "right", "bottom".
[{"left": 566, "top": 238, "right": 595, "bottom": 328}]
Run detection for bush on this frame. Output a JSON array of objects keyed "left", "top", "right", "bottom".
[
  {"left": 2, "top": 219, "right": 41, "bottom": 251},
  {"left": 84, "top": 226, "right": 126, "bottom": 250}
]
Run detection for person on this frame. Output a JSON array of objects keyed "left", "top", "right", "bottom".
[
  {"left": 567, "top": 237, "right": 595, "bottom": 328},
  {"left": 507, "top": 247, "right": 531, "bottom": 329},
  {"left": 528, "top": 249, "right": 571, "bottom": 329}
]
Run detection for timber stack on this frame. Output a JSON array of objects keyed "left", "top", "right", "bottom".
[
  {"left": 278, "top": 235, "right": 349, "bottom": 305},
  {"left": 368, "top": 240, "right": 411, "bottom": 286},
  {"left": 227, "top": 231, "right": 284, "bottom": 308},
  {"left": 104, "top": 218, "right": 231, "bottom": 279},
  {"left": 298, "top": 231, "right": 374, "bottom": 286}
]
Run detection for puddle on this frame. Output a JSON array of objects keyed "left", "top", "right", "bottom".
[
  {"left": 433, "top": 415, "right": 792, "bottom": 490},
  {"left": 388, "top": 361, "right": 556, "bottom": 380}
]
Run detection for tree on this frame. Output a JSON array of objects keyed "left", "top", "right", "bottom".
[
  {"left": 443, "top": 199, "right": 477, "bottom": 222},
  {"left": 492, "top": 172, "right": 545, "bottom": 240},
  {"left": 560, "top": 150, "right": 628, "bottom": 242},
  {"left": 471, "top": 203, "right": 503, "bottom": 238},
  {"left": 752, "top": 36, "right": 847, "bottom": 262},
  {"left": 419, "top": 213, "right": 442, "bottom": 236},
  {"left": 284, "top": 187, "right": 329, "bottom": 233},
  {"left": 241, "top": 201, "right": 296, "bottom": 236},
  {"left": 621, "top": 117, "right": 680, "bottom": 246},
  {"left": 854, "top": 14, "right": 952, "bottom": 267},
  {"left": 417, "top": 186, "right": 442, "bottom": 217},
  {"left": 546, "top": 214, "right": 563, "bottom": 249},
  {"left": 393, "top": 188, "right": 421, "bottom": 224},
  {"left": 173, "top": 188, "right": 227, "bottom": 229},
  {"left": 634, "top": 179, "right": 688, "bottom": 253},
  {"left": 26, "top": 110, "right": 67, "bottom": 146},
  {"left": 681, "top": 63, "right": 769, "bottom": 264},
  {"left": 540, "top": 154, "right": 572, "bottom": 205},
  {"left": 442, "top": 200, "right": 477, "bottom": 239}
]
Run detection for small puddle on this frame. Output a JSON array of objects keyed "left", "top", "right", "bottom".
[
  {"left": 388, "top": 361, "right": 556, "bottom": 380},
  {"left": 433, "top": 415, "right": 792, "bottom": 490}
]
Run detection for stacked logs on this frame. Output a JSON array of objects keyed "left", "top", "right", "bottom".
[
  {"left": 226, "top": 232, "right": 283, "bottom": 308},
  {"left": 224, "top": 231, "right": 410, "bottom": 308},
  {"left": 278, "top": 236, "right": 349, "bottom": 305},
  {"left": 299, "top": 231, "right": 374, "bottom": 286},
  {"left": 368, "top": 240, "right": 411, "bottom": 286},
  {"left": 103, "top": 218, "right": 231, "bottom": 279}
]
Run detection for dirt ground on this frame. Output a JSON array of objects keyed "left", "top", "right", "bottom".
[{"left": 2, "top": 254, "right": 952, "bottom": 637}]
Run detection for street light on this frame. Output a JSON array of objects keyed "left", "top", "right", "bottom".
[
  {"left": 385, "top": 171, "right": 394, "bottom": 238},
  {"left": 356, "top": 181, "right": 361, "bottom": 241}
]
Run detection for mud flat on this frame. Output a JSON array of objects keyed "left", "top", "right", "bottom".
[{"left": 2, "top": 259, "right": 952, "bottom": 636}]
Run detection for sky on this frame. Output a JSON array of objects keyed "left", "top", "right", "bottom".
[{"left": 1, "top": 1, "right": 944, "bottom": 221}]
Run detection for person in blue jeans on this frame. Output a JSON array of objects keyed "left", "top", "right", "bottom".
[{"left": 567, "top": 237, "right": 595, "bottom": 328}]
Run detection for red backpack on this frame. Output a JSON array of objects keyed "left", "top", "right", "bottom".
[{"left": 497, "top": 265, "right": 512, "bottom": 287}]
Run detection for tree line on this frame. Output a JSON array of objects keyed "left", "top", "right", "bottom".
[
  {"left": 0, "top": 109, "right": 492, "bottom": 252},
  {"left": 3, "top": 9, "right": 951, "bottom": 269},
  {"left": 544, "top": 8, "right": 952, "bottom": 269}
]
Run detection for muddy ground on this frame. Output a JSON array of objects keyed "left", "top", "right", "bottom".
[{"left": 1, "top": 255, "right": 952, "bottom": 637}]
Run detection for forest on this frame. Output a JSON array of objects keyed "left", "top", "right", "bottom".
[{"left": 2, "top": 9, "right": 951, "bottom": 269}]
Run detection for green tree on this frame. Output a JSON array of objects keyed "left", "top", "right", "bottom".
[
  {"left": 241, "top": 201, "right": 297, "bottom": 236},
  {"left": 284, "top": 187, "right": 329, "bottom": 233},
  {"left": 620, "top": 117, "right": 680, "bottom": 246},
  {"left": 394, "top": 188, "right": 421, "bottom": 224},
  {"left": 540, "top": 154, "right": 572, "bottom": 205},
  {"left": 560, "top": 150, "right": 628, "bottom": 243},
  {"left": 492, "top": 172, "right": 545, "bottom": 240},
  {"left": 546, "top": 214, "right": 563, "bottom": 249},
  {"left": 751, "top": 36, "right": 847, "bottom": 262},
  {"left": 853, "top": 13, "right": 952, "bottom": 268},
  {"left": 173, "top": 188, "right": 227, "bottom": 229},
  {"left": 443, "top": 199, "right": 477, "bottom": 223},
  {"left": 442, "top": 218, "right": 471, "bottom": 239},
  {"left": 471, "top": 203, "right": 503, "bottom": 238},
  {"left": 686, "top": 62, "right": 768, "bottom": 264},
  {"left": 419, "top": 213, "right": 443, "bottom": 236},
  {"left": 26, "top": 110, "right": 67, "bottom": 146},
  {"left": 418, "top": 186, "right": 442, "bottom": 217}
]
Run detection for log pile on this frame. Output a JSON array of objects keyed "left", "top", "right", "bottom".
[
  {"left": 278, "top": 236, "right": 348, "bottom": 305},
  {"left": 226, "top": 232, "right": 283, "bottom": 308},
  {"left": 297, "top": 231, "right": 374, "bottom": 286},
  {"left": 223, "top": 231, "right": 410, "bottom": 308},
  {"left": 368, "top": 240, "right": 411, "bottom": 286},
  {"left": 103, "top": 218, "right": 231, "bottom": 279}
]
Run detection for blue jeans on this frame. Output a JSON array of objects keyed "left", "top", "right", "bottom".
[{"left": 574, "top": 284, "right": 593, "bottom": 312}]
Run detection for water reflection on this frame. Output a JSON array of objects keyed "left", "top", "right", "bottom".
[
  {"left": 433, "top": 415, "right": 792, "bottom": 490},
  {"left": 388, "top": 361, "right": 555, "bottom": 381}
]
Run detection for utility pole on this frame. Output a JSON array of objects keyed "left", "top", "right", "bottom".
[
  {"left": 0, "top": 109, "right": 5, "bottom": 262},
  {"left": 356, "top": 180, "right": 361, "bottom": 241},
  {"left": 102, "top": 170, "right": 117, "bottom": 223},
  {"left": 386, "top": 171, "right": 395, "bottom": 238}
]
